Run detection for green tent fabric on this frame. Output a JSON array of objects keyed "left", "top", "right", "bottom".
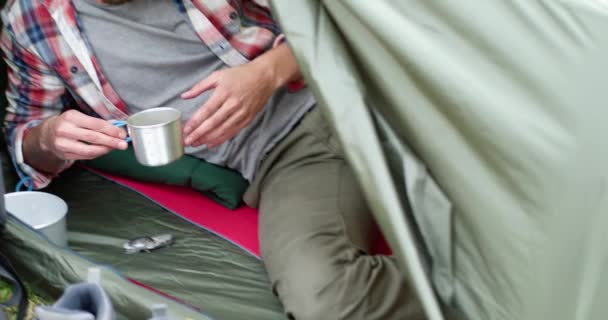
[
  {"left": 272, "top": 1, "right": 608, "bottom": 320},
  {"left": 84, "top": 145, "right": 248, "bottom": 209},
  {"left": 0, "top": 148, "right": 285, "bottom": 320}
]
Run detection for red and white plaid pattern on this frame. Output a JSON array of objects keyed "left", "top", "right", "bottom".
[{"left": 1, "top": 0, "right": 283, "bottom": 189}]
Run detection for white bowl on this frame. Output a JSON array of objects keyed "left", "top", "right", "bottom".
[{"left": 4, "top": 191, "right": 68, "bottom": 246}]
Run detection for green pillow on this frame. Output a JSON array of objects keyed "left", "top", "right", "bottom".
[{"left": 84, "top": 145, "right": 248, "bottom": 209}]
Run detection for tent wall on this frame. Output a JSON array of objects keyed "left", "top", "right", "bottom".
[{"left": 273, "top": 1, "right": 608, "bottom": 320}]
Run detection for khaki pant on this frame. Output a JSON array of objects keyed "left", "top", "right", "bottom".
[{"left": 244, "top": 108, "right": 425, "bottom": 320}]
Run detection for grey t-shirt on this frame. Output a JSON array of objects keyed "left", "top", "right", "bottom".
[{"left": 73, "top": 0, "right": 315, "bottom": 181}]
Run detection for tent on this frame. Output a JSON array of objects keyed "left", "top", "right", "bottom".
[
  {"left": 271, "top": 1, "right": 608, "bottom": 320},
  {"left": 2, "top": 0, "right": 608, "bottom": 319}
]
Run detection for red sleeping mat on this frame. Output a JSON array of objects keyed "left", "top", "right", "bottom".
[{"left": 91, "top": 169, "right": 391, "bottom": 257}]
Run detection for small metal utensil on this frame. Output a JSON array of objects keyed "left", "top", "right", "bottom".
[{"left": 123, "top": 234, "right": 174, "bottom": 254}]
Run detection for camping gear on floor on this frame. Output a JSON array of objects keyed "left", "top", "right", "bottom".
[{"left": 1, "top": 154, "right": 286, "bottom": 319}]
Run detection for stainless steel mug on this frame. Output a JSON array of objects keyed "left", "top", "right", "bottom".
[{"left": 113, "top": 107, "right": 184, "bottom": 166}]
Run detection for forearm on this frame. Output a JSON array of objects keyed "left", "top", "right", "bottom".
[
  {"left": 22, "top": 118, "right": 66, "bottom": 174},
  {"left": 250, "top": 43, "right": 302, "bottom": 91}
]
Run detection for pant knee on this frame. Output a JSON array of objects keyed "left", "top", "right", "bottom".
[
  {"left": 268, "top": 247, "right": 364, "bottom": 320},
  {"left": 278, "top": 268, "right": 344, "bottom": 320},
  {"left": 268, "top": 250, "right": 414, "bottom": 320}
]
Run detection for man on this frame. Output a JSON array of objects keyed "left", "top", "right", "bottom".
[{"left": 1, "top": 0, "right": 423, "bottom": 319}]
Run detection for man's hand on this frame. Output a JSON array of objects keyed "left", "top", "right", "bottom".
[
  {"left": 23, "top": 110, "right": 128, "bottom": 174},
  {"left": 181, "top": 62, "right": 275, "bottom": 148},
  {"left": 181, "top": 43, "right": 302, "bottom": 148},
  {"left": 39, "top": 110, "right": 128, "bottom": 160}
]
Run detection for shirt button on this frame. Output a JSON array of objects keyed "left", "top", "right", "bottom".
[
  {"left": 70, "top": 66, "right": 78, "bottom": 74},
  {"left": 229, "top": 11, "right": 238, "bottom": 20}
]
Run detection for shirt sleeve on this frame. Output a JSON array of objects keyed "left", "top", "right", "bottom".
[{"left": 1, "top": 26, "right": 73, "bottom": 190}]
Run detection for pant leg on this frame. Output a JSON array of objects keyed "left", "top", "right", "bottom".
[{"left": 245, "top": 108, "right": 425, "bottom": 320}]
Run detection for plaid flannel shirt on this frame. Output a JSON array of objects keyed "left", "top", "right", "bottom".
[{"left": 1, "top": 0, "right": 290, "bottom": 189}]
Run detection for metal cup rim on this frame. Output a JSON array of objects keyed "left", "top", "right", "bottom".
[
  {"left": 4, "top": 191, "right": 68, "bottom": 229},
  {"left": 127, "top": 107, "right": 182, "bottom": 129}
]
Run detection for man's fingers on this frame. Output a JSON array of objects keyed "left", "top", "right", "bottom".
[
  {"left": 62, "top": 110, "right": 126, "bottom": 139},
  {"left": 59, "top": 126, "right": 127, "bottom": 150},
  {"left": 191, "top": 112, "right": 246, "bottom": 147},
  {"left": 204, "top": 112, "right": 247, "bottom": 144},
  {"left": 55, "top": 138, "right": 113, "bottom": 160},
  {"left": 183, "top": 90, "right": 226, "bottom": 136},
  {"left": 181, "top": 72, "right": 219, "bottom": 99},
  {"left": 185, "top": 99, "right": 237, "bottom": 145},
  {"left": 205, "top": 127, "right": 241, "bottom": 148},
  {"left": 185, "top": 112, "right": 223, "bottom": 146},
  {"left": 205, "top": 119, "right": 245, "bottom": 148}
]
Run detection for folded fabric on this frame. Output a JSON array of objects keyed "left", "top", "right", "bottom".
[{"left": 83, "top": 146, "right": 248, "bottom": 209}]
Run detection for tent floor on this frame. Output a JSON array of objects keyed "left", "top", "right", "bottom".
[{"left": 1, "top": 154, "right": 285, "bottom": 320}]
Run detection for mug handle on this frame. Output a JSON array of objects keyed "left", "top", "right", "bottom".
[
  {"left": 111, "top": 120, "right": 132, "bottom": 143},
  {"left": 15, "top": 176, "right": 33, "bottom": 192}
]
